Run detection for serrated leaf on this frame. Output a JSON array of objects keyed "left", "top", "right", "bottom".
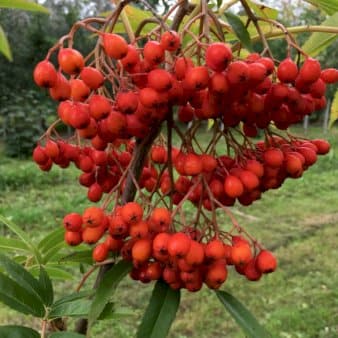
[
  {"left": 0, "top": 325, "right": 39, "bottom": 338},
  {"left": 247, "top": 0, "right": 278, "bottom": 19},
  {"left": 88, "top": 261, "right": 132, "bottom": 327},
  {"left": 60, "top": 249, "right": 93, "bottom": 265},
  {"left": 0, "top": 272, "right": 45, "bottom": 317},
  {"left": 329, "top": 90, "right": 338, "bottom": 128},
  {"left": 0, "top": 24, "right": 12, "bottom": 61},
  {"left": 302, "top": 12, "right": 338, "bottom": 57},
  {"left": 38, "top": 227, "right": 64, "bottom": 253},
  {"left": 43, "top": 242, "right": 66, "bottom": 264},
  {"left": 0, "top": 236, "right": 30, "bottom": 252},
  {"left": 39, "top": 266, "right": 54, "bottom": 306},
  {"left": 49, "top": 333, "right": 85, "bottom": 338},
  {"left": 216, "top": 290, "right": 271, "bottom": 338},
  {"left": 29, "top": 265, "right": 74, "bottom": 280},
  {"left": 137, "top": 281, "right": 181, "bottom": 338},
  {"left": 0, "top": 0, "right": 49, "bottom": 13},
  {"left": 0, "top": 253, "right": 45, "bottom": 305},
  {"left": 0, "top": 215, "right": 42, "bottom": 264},
  {"left": 224, "top": 12, "right": 253, "bottom": 51},
  {"left": 303, "top": 0, "right": 338, "bottom": 15},
  {"left": 49, "top": 298, "right": 91, "bottom": 318}
]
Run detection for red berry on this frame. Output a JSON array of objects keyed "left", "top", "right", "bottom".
[
  {"left": 168, "top": 232, "right": 191, "bottom": 258},
  {"left": 63, "top": 213, "right": 83, "bottom": 232},
  {"left": 83, "top": 207, "right": 105, "bottom": 228},
  {"left": 33, "top": 60, "right": 57, "bottom": 88},
  {"left": 160, "top": 31, "right": 181, "bottom": 51},
  {"left": 205, "top": 42, "right": 232, "bottom": 72},
  {"left": 256, "top": 250, "right": 277, "bottom": 273},
  {"left": 80, "top": 67, "right": 104, "bottom": 89},
  {"left": 277, "top": 58, "right": 298, "bottom": 83},
  {"left": 58, "top": 48, "right": 84, "bottom": 75},
  {"left": 93, "top": 243, "right": 109, "bottom": 262},
  {"left": 224, "top": 175, "right": 244, "bottom": 198},
  {"left": 121, "top": 202, "right": 143, "bottom": 225},
  {"left": 102, "top": 33, "right": 128, "bottom": 59}
]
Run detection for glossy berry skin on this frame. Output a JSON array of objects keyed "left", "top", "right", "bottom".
[
  {"left": 64, "top": 231, "right": 82, "bottom": 246},
  {"left": 224, "top": 175, "right": 244, "bottom": 198},
  {"left": 255, "top": 250, "right": 277, "bottom": 273},
  {"left": 58, "top": 48, "right": 84, "bottom": 75},
  {"left": 168, "top": 232, "right": 191, "bottom": 258},
  {"left": 320, "top": 68, "right": 338, "bottom": 84},
  {"left": 83, "top": 207, "right": 105, "bottom": 228},
  {"left": 312, "top": 139, "right": 330, "bottom": 154},
  {"left": 184, "top": 66, "right": 209, "bottom": 90},
  {"left": 277, "top": 58, "right": 298, "bottom": 83},
  {"left": 49, "top": 73, "right": 71, "bottom": 101},
  {"left": 121, "top": 202, "right": 143, "bottom": 225},
  {"left": 33, "top": 145, "right": 49, "bottom": 165},
  {"left": 160, "top": 31, "right": 181, "bottom": 51},
  {"left": 205, "top": 239, "right": 225, "bottom": 261},
  {"left": 185, "top": 241, "right": 204, "bottom": 266},
  {"left": 231, "top": 243, "right": 252, "bottom": 266},
  {"left": 148, "top": 69, "right": 172, "bottom": 92},
  {"left": 63, "top": 213, "right": 83, "bottom": 232},
  {"left": 33, "top": 60, "right": 57, "bottom": 88},
  {"left": 205, "top": 43, "right": 232, "bottom": 72},
  {"left": 263, "top": 148, "right": 284, "bottom": 168},
  {"left": 299, "top": 58, "right": 321, "bottom": 83},
  {"left": 149, "top": 208, "right": 171, "bottom": 233},
  {"left": 205, "top": 263, "right": 228, "bottom": 289},
  {"left": 131, "top": 238, "right": 152, "bottom": 263},
  {"left": 102, "top": 33, "right": 128, "bottom": 59},
  {"left": 92, "top": 243, "right": 109, "bottom": 262},
  {"left": 143, "top": 41, "right": 165, "bottom": 65},
  {"left": 80, "top": 67, "right": 104, "bottom": 89}
]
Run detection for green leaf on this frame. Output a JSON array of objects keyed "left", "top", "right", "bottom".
[
  {"left": 60, "top": 249, "right": 93, "bottom": 265},
  {"left": 301, "top": 12, "right": 338, "bottom": 57},
  {"left": 112, "top": 5, "right": 155, "bottom": 34},
  {"left": 38, "top": 227, "right": 64, "bottom": 254},
  {"left": 303, "top": 0, "right": 338, "bottom": 15},
  {"left": 39, "top": 266, "right": 54, "bottom": 306},
  {"left": 216, "top": 290, "right": 271, "bottom": 338},
  {"left": 0, "top": 24, "right": 12, "bottom": 61},
  {"left": 0, "top": 272, "right": 45, "bottom": 317},
  {"left": 88, "top": 261, "right": 132, "bottom": 327},
  {"left": 0, "top": 215, "right": 42, "bottom": 264},
  {"left": 0, "top": 325, "right": 39, "bottom": 338},
  {"left": 0, "top": 0, "right": 49, "bottom": 13},
  {"left": 53, "top": 290, "right": 93, "bottom": 308},
  {"left": 0, "top": 236, "right": 30, "bottom": 252},
  {"left": 43, "top": 242, "right": 66, "bottom": 264},
  {"left": 49, "top": 298, "right": 91, "bottom": 319},
  {"left": 49, "top": 333, "right": 85, "bottom": 338},
  {"left": 137, "top": 280, "right": 181, "bottom": 338},
  {"left": 0, "top": 253, "right": 45, "bottom": 304},
  {"left": 97, "top": 302, "right": 115, "bottom": 320},
  {"left": 247, "top": 0, "right": 278, "bottom": 19},
  {"left": 224, "top": 12, "right": 253, "bottom": 51},
  {"left": 29, "top": 265, "right": 74, "bottom": 280},
  {"left": 329, "top": 90, "right": 338, "bottom": 128}
]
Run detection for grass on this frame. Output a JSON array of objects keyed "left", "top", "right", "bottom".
[{"left": 0, "top": 126, "right": 337, "bottom": 338}]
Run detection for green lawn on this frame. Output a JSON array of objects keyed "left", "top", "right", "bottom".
[{"left": 0, "top": 126, "right": 337, "bottom": 338}]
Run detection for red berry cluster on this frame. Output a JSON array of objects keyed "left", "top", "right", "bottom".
[
  {"left": 63, "top": 203, "right": 277, "bottom": 291},
  {"left": 32, "top": 9, "right": 336, "bottom": 292}
]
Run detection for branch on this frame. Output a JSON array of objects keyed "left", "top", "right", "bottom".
[{"left": 75, "top": 125, "right": 161, "bottom": 335}]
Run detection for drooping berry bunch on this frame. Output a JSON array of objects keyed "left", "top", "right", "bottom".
[{"left": 32, "top": 1, "right": 337, "bottom": 291}]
